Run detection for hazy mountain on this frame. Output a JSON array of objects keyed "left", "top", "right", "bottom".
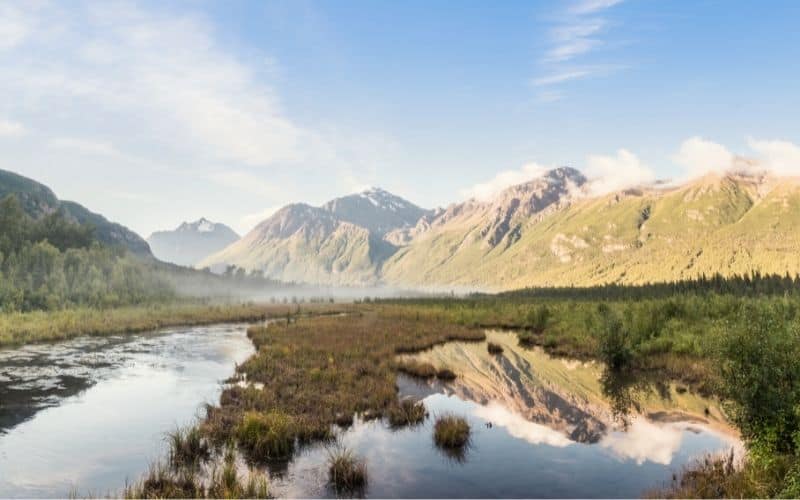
[
  {"left": 0, "top": 169, "right": 152, "bottom": 256},
  {"left": 201, "top": 167, "right": 800, "bottom": 289},
  {"left": 321, "top": 187, "right": 431, "bottom": 236},
  {"left": 199, "top": 189, "right": 428, "bottom": 284},
  {"left": 383, "top": 169, "right": 800, "bottom": 290},
  {"left": 147, "top": 218, "right": 239, "bottom": 266}
]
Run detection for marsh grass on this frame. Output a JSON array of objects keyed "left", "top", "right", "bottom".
[
  {"left": 236, "top": 411, "right": 297, "bottom": 461},
  {"left": 327, "top": 446, "right": 368, "bottom": 496},
  {"left": 396, "top": 360, "right": 437, "bottom": 379},
  {"left": 124, "top": 446, "right": 270, "bottom": 499},
  {"left": 167, "top": 426, "right": 210, "bottom": 469},
  {"left": 205, "top": 309, "right": 484, "bottom": 454},
  {"left": 386, "top": 399, "right": 427, "bottom": 428},
  {"left": 433, "top": 414, "right": 471, "bottom": 449},
  {"left": 0, "top": 302, "right": 349, "bottom": 348}
]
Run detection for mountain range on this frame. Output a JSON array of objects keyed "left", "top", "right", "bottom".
[
  {"left": 200, "top": 167, "right": 800, "bottom": 290},
  {"left": 5, "top": 165, "right": 800, "bottom": 291},
  {"left": 147, "top": 218, "right": 239, "bottom": 266}
]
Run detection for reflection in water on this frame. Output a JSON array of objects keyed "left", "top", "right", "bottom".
[
  {"left": 0, "top": 325, "right": 254, "bottom": 498},
  {"left": 266, "top": 331, "right": 742, "bottom": 498},
  {"left": 472, "top": 402, "right": 571, "bottom": 448}
]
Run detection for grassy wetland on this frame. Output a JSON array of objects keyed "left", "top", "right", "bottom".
[
  {"left": 154, "top": 282, "right": 800, "bottom": 498},
  {"left": 6, "top": 278, "right": 800, "bottom": 497}
]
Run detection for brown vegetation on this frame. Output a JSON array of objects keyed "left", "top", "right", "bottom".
[{"left": 203, "top": 309, "right": 484, "bottom": 457}]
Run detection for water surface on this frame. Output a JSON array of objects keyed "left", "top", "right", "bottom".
[
  {"left": 0, "top": 324, "right": 254, "bottom": 498},
  {"left": 269, "top": 330, "right": 741, "bottom": 498}
]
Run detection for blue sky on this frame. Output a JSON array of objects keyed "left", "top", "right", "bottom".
[{"left": 1, "top": 0, "right": 799, "bottom": 235}]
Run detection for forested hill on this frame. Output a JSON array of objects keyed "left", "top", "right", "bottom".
[
  {"left": 0, "top": 194, "right": 173, "bottom": 312},
  {"left": 0, "top": 169, "right": 151, "bottom": 256}
]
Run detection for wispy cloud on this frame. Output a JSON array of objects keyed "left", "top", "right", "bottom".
[
  {"left": 48, "top": 137, "right": 120, "bottom": 156},
  {"left": 533, "top": 0, "right": 625, "bottom": 101},
  {"left": 0, "top": 118, "right": 26, "bottom": 137},
  {"left": 568, "top": 0, "right": 624, "bottom": 15},
  {"left": 460, "top": 162, "right": 550, "bottom": 201},
  {"left": 532, "top": 70, "right": 591, "bottom": 86}
]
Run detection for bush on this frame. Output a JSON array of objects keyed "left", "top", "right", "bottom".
[
  {"left": 716, "top": 304, "right": 800, "bottom": 454},
  {"left": 526, "top": 305, "right": 551, "bottom": 332},
  {"left": 596, "top": 304, "right": 632, "bottom": 370}
]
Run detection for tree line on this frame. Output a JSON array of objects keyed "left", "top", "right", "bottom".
[{"left": 0, "top": 195, "right": 174, "bottom": 312}]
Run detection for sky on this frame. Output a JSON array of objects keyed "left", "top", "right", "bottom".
[{"left": 1, "top": 0, "right": 799, "bottom": 236}]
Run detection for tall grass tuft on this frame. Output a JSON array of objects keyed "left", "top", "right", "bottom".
[
  {"left": 386, "top": 399, "right": 427, "bottom": 428},
  {"left": 327, "top": 446, "right": 368, "bottom": 496},
  {"left": 433, "top": 414, "right": 471, "bottom": 449},
  {"left": 236, "top": 410, "right": 296, "bottom": 461},
  {"left": 167, "top": 426, "right": 210, "bottom": 469}
]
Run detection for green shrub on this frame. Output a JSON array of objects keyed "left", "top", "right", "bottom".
[
  {"left": 716, "top": 305, "right": 800, "bottom": 454},
  {"left": 596, "top": 304, "right": 632, "bottom": 370}
]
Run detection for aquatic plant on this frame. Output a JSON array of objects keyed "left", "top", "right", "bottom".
[
  {"left": 433, "top": 414, "right": 471, "bottom": 449},
  {"left": 236, "top": 411, "right": 296, "bottom": 461},
  {"left": 167, "top": 426, "right": 210, "bottom": 469},
  {"left": 327, "top": 446, "right": 368, "bottom": 495},
  {"left": 386, "top": 399, "right": 427, "bottom": 428}
]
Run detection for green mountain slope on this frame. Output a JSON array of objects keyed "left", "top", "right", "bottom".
[
  {"left": 0, "top": 169, "right": 152, "bottom": 256},
  {"left": 382, "top": 171, "right": 800, "bottom": 290},
  {"left": 199, "top": 204, "right": 394, "bottom": 285}
]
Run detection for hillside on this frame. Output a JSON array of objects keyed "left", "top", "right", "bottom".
[
  {"left": 195, "top": 167, "right": 800, "bottom": 290},
  {"left": 0, "top": 169, "right": 152, "bottom": 256},
  {"left": 383, "top": 170, "right": 800, "bottom": 290},
  {"left": 148, "top": 218, "right": 239, "bottom": 266},
  {"left": 199, "top": 189, "right": 427, "bottom": 285}
]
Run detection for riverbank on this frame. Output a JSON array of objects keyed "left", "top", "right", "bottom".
[{"left": 0, "top": 302, "right": 351, "bottom": 348}]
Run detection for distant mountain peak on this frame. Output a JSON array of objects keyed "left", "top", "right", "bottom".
[{"left": 148, "top": 218, "right": 239, "bottom": 266}]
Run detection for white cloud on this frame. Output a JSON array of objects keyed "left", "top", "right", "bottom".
[
  {"left": 0, "top": 3, "right": 35, "bottom": 50},
  {"left": 569, "top": 0, "right": 624, "bottom": 15},
  {"left": 545, "top": 38, "right": 602, "bottom": 63},
  {"left": 532, "top": 0, "right": 624, "bottom": 101},
  {"left": 473, "top": 402, "right": 572, "bottom": 448},
  {"left": 48, "top": 137, "right": 119, "bottom": 156},
  {"left": 0, "top": 119, "right": 26, "bottom": 137},
  {"left": 599, "top": 417, "right": 683, "bottom": 465},
  {"left": 460, "top": 162, "right": 550, "bottom": 201},
  {"left": 585, "top": 148, "right": 655, "bottom": 195},
  {"left": 532, "top": 70, "right": 592, "bottom": 86},
  {"left": 672, "top": 136, "right": 735, "bottom": 179},
  {"left": 0, "top": 2, "right": 317, "bottom": 169},
  {"left": 747, "top": 137, "right": 800, "bottom": 177}
]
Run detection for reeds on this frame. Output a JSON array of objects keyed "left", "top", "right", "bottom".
[
  {"left": 327, "top": 446, "right": 368, "bottom": 495},
  {"left": 386, "top": 399, "right": 427, "bottom": 428},
  {"left": 433, "top": 414, "right": 471, "bottom": 449}
]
